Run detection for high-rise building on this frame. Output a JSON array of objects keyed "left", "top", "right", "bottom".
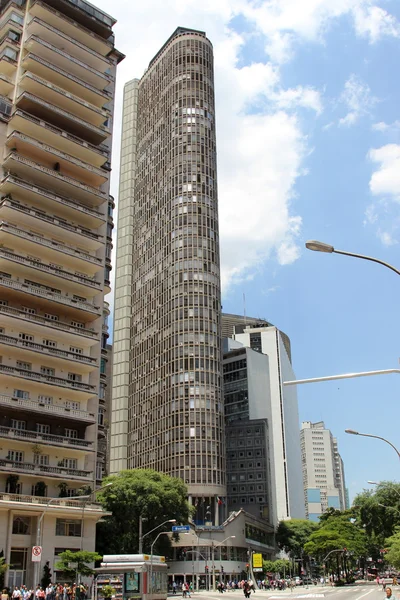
[
  {"left": 0, "top": 0, "right": 122, "bottom": 586},
  {"left": 222, "top": 319, "right": 305, "bottom": 523},
  {"left": 300, "top": 421, "right": 347, "bottom": 521},
  {"left": 111, "top": 27, "right": 225, "bottom": 523}
]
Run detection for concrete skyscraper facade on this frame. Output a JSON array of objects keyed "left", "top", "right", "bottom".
[
  {"left": 111, "top": 28, "right": 225, "bottom": 521},
  {"left": 300, "top": 421, "right": 348, "bottom": 521},
  {"left": 0, "top": 0, "right": 122, "bottom": 586}
]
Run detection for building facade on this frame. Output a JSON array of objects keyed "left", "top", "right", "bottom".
[
  {"left": 0, "top": 0, "right": 122, "bottom": 586},
  {"left": 224, "top": 316, "right": 305, "bottom": 522},
  {"left": 111, "top": 27, "right": 225, "bottom": 523},
  {"left": 300, "top": 421, "right": 348, "bottom": 521}
]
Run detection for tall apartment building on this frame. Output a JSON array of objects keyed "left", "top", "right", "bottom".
[
  {"left": 300, "top": 421, "right": 347, "bottom": 521},
  {"left": 0, "top": 0, "right": 122, "bottom": 586},
  {"left": 111, "top": 27, "right": 226, "bottom": 523},
  {"left": 224, "top": 315, "right": 305, "bottom": 522}
]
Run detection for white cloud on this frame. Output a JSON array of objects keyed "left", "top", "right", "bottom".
[
  {"left": 339, "top": 74, "right": 377, "bottom": 126},
  {"left": 353, "top": 3, "right": 400, "bottom": 43},
  {"left": 95, "top": 0, "right": 399, "bottom": 296},
  {"left": 377, "top": 229, "right": 398, "bottom": 246},
  {"left": 369, "top": 144, "right": 400, "bottom": 200},
  {"left": 372, "top": 120, "right": 400, "bottom": 132}
]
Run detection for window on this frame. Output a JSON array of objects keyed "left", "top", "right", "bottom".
[
  {"left": 61, "top": 458, "right": 77, "bottom": 469},
  {"left": 69, "top": 346, "right": 83, "bottom": 354},
  {"left": 64, "top": 400, "right": 80, "bottom": 410},
  {"left": 0, "top": 300, "right": 8, "bottom": 306},
  {"left": 44, "top": 313, "right": 59, "bottom": 321},
  {"left": 71, "top": 321, "right": 84, "bottom": 329},
  {"left": 36, "top": 423, "right": 50, "bottom": 434},
  {"left": 41, "top": 366, "right": 55, "bottom": 376},
  {"left": 56, "top": 519, "right": 82, "bottom": 537},
  {"left": 12, "top": 516, "right": 31, "bottom": 535},
  {"left": 11, "top": 419, "right": 26, "bottom": 430},
  {"left": 98, "top": 408, "right": 104, "bottom": 425},
  {"left": 100, "top": 358, "right": 106, "bottom": 374},
  {"left": 34, "top": 454, "right": 49, "bottom": 466},
  {"left": 68, "top": 373, "right": 82, "bottom": 382},
  {"left": 38, "top": 395, "right": 53, "bottom": 405},
  {"left": 16, "top": 361, "right": 31, "bottom": 371},
  {"left": 13, "top": 389, "right": 29, "bottom": 400},
  {"left": 65, "top": 429, "right": 78, "bottom": 439},
  {"left": 43, "top": 339, "right": 57, "bottom": 348},
  {"left": 7, "top": 450, "right": 24, "bottom": 462}
]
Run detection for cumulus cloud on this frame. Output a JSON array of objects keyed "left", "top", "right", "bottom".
[
  {"left": 95, "top": 0, "right": 399, "bottom": 298},
  {"left": 339, "top": 74, "right": 377, "bottom": 126}
]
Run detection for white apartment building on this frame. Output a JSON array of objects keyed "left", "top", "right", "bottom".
[{"left": 300, "top": 421, "right": 348, "bottom": 521}]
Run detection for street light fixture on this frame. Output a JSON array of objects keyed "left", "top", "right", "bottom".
[
  {"left": 150, "top": 531, "right": 171, "bottom": 595},
  {"left": 368, "top": 481, "right": 400, "bottom": 498},
  {"left": 139, "top": 519, "right": 176, "bottom": 553},
  {"left": 305, "top": 240, "right": 400, "bottom": 276},
  {"left": 345, "top": 429, "right": 400, "bottom": 460},
  {"left": 211, "top": 536, "right": 236, "bottom": 591}
]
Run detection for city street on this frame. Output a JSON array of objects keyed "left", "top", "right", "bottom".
[{"left": 177, "top": 583, "right": 390, "bottom": 600}]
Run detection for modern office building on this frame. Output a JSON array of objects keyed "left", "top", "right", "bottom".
[
  {"left": 0, "top": 0, "right": 122, "bottom": 586},
  {"left": 222, "top": 322, "right": 305, "bottom": 523},
  {"left": 111, "top": 27, "right": 225, "bottom": 523},
  {"left": 300, "top": 421, "right": 348, "bottom": 520},
  {"left": 223, "top": 333, "right": 305, "bottom": 525}
]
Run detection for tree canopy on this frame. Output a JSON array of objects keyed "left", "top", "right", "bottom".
[
  {"left": 55, "top": 550, "right": 102, "bottom": 579},
  {"left": 96, "top": 469, "right": 191, "bottom": 556},
  {"left": 276, "top": 519, "right": 319, "bottom": 558}
]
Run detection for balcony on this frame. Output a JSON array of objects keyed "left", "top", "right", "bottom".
[
  {"left": 0, "top": 198, "right": 103, "bottom": 252},
  {"left": 0, "top": 333, "right": 97, "bottom": 367},
  {"left": 0, "top": 9, "right": 23, "bottom": 42},
  {"left": 0, "top": 303, "right": 99, "bottom": 341},
  {"left": 0, "top": 492, "right": 104, "bottom": 512},
  {"left": 26, "top": 17, "right": 114, "bottom": 74},
  {"left": 0, "top": 52, "right": 17, "bottom": 76},
  {"left": 16, "top": 91, "right": 109, "bottom": 145},
  {"left": 0, "top": 458, "right": 92, "bottom": 481},
  {"left": 0, "top": 393, "right": 96, "bottom": 422},
  {"left": 0, "top": 364, "right": 96, "bottom": 396},
  {"left": 0, "top": 426, "right": 94, "bottom": 450},
  {"left": 18, "top": 71, "right": 110, "bottom": 128},
  {"left": 0, "top": 175, "right": 105, "bottom": 229},
  {"left": 0, "top": 248, "right": 101, "bottom": 295},
  {"left": 0, "top": 222, "right": 103, "bottom": 271},
  {"left": 0, "top": 276, "right": 101, "bottom": 316},
  {"left": 0, "top": 71, "right": 12, "bottom": 96},
  {"left": 29, "top": 1, "right": 114, "bottom": 57},
  {"left": 9, "top": 110, "right": 109, "bottom": 168},
  {"left": 25, "top": 33, "right": 111, "bottom": 91},
  {"left": 6, "top": 130, "right": 108, "bottom": 187},
  {"left": 22, "top": 44, "right": 111, "bottom": 108},
  {"left": 2, "top": 152, "right": 107, "bottom": 207}
]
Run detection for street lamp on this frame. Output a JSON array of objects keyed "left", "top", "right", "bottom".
[
  {"left": 211, "top": 536, "right": 235, "bottom": 591},
  {"left": 150, "top": 531, "right": 171, "bottom": 595},
  {"left": 139, "top": 519, "right": 176, "bottom": 553},
  {"left": 345, "top": 429, "right": 400, "bottom": 460},
  {"left": 80, "top": 482, "right": 113, "bottom": 552},
  {"left": 305, "top": 240, "right": 400, "bottom": 276}
]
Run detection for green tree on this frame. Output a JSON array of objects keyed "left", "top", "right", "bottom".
[
  {"left": 55, "top": 550, "right": 102, "bottom": 579},
  {"left": 263, "top": 559, "right": 291, "bottom": 576},
  {"left": 41, "top": 561, "right": 52, "bottom": 589},
  {"left": 0, "top": 551, "right": 8, "bottom": 589},
  {"left": 276, "top": 519, "right": 319, "bottom": 559},
  {"left": 384, "top": 528, "right": 400, "bottom": 570},
  {"left": 96, "top": 469, "right": 192, "bottom": 556}
]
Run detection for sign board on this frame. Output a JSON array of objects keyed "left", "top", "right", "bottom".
[
  {"left": 252, "top": 553, "right": 263, "bottom": 569},
  {"left": 31, "top": 546, "right": 42, "bottom": 562},
  {"left": 172, "top": 525, "right": 190, "bottom": 532},
  {"left": 253, "top": 568, "right": 263, "bottom": 572}
]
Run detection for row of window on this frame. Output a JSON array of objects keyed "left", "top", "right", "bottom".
[
  {"left": 8, "top": 418, "right": 79, "bottom": 438},
  {"left": 0, "top": 300, "right": 86, "bottom": 329},
  {"left": 12, "top": 515, "right": 82, "bottom": 537},
  {"left": 6, "top": 450, "right": 78, "bottom": 469}
]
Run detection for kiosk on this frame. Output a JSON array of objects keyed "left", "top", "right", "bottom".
[{"left": 95, "top": 554, "right": 168, "bottom": 600}]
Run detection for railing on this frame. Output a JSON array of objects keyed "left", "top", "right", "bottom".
[
  {"left": 0, "top": 491, "right": 102, "bottom": 508},
  {"left": 0, "top": 248, "right": 101, "bottom": 287},
  {"left": 0, "top": 393, "right": 96, "bottom": 420},
  {"left": 0, "top": 332, "right": 97, "bottom": 364},
  {"left": 27, "top": 17, "right": 114, "bottom": 76},
  {"left": 0, "top": 276, "right": 101, "bottom": 314},
  {"left": 7, "top": 131, "right": 107, "bottom": 179},
  {"left": 0, "top": 365, "right": 96, "bottom": 393},
  {"left": 0, "top": 425, "right": 94, "bottom": 448},
  {"left": 0, "top": 174, "right": 105, "bottom": 220},
  {"left": 4, "top": 152, "right": 107, "bottom": 202},
  {"left": 16, "top": 91, "right": 109, "bottom": 139},
  {"left": 11, "top": 108, "right": 110, "bottom": 158},
  {"left": 0, "top": 303, "right": 98, "bottom": 339},
  {"left": 0, "top": 458, "right": 91, "bottom": 478},
  {"left": 0, "top": 222, "right": 102, "bottom": 265},
  {"left": 26, "top": 35, "right": 112, "bottom": 94}
]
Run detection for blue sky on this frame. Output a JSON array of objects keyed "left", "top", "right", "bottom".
[{"left": 97, "top": 0, "right": 400, "bottom": 502}]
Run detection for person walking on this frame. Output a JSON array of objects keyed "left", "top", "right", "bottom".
[
  {"left": 385, "top": 587, "right": 395, "bottom": 600},
  {"left": 182, "top": 583, "right": 187, "bottom": 598}
]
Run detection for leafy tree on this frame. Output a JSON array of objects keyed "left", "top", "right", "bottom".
[
  {"left": 96, "top": 469, "right": 192, "bottom": 556},
  {"left": 263, "top": 559, "right": 291, "bottom": 576},
  {"left": 276, "top": 519, "right": 319, "bottom": 559},
  {"left": 41, "top": 561, "right": 52, "bottom": 588},
  {"left": 55, "top": 550, "right": 102, "bottom": 579},
  {"left": 385, "top": 528, "right": 400, "bottom": 570},
  {"left": 0, "top": 551, "right": 8, "bottom": 589},
  {"left": 353, "top": 482, "right": 400, "bottom": 543}
]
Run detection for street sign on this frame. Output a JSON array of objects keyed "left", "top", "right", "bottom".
[
  {"left": 172, "top": 525, "right": 190, "bottom": 532},
  {"left": 31, "top": 546, "right": 42, "bottom": 562},
  {"left": 252, "top": 553, "right": 263, "bottom": 569},
  {"left": 253, "top": 568, "right": 263, "bottom": 572}
]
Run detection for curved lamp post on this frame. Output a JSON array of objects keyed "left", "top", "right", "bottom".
[
  {"left": 150, "top": 531, "right": 171, "bottom": 595},
  {"left": 345, "top": 429, "right": 400, "bottom": 460},
  {"left": 139, "top": 518, "right": 176, "bottom": 553},
  {"left": 211, "top": 536, "right": 236, "bottom": 591},
  {"left": 368, "top": 481, "right": 400, "bottom": 498},
  {"left": 305, "top": 240, "right": 400, "bottom": 276}
]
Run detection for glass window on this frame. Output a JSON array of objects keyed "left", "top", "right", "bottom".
[
  {"left": 11, "top": 419, "right": 26, "bottom": 430},
  {"left": 12, "top": 516, "right": 31, "bottom": 535},
  {"left": 56, "top": 519, "right": 82, "bottom": 537}
]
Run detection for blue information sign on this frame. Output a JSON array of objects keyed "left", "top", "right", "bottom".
[{"left": 172, "top": 525, "right": 191, "bottom": 532}]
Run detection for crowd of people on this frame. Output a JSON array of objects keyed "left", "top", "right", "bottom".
[{"left": 1, "top": 584, "right": 89, "bottom": 600}]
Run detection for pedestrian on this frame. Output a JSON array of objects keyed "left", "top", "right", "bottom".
[
  {"left": 1, "top": 590, "right": 9, "bottom": 600},
  {"left": 172, "top": 582, "right": 177, "bottom": 595},
  {"left": 385, "top": 587, "right": 395, "bottom": 600},
  {"left": 182, "top": 583, "right": 186, "bottom": 598},
  {"left": 185, "top": 583, "right": 191, "bottom": 599}
]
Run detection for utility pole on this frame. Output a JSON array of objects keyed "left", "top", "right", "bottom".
[{"left": 138, "top": 515, "right": 143, "bottom": 554}]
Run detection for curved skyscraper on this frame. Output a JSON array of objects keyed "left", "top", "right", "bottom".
[{"left": 111, "top": 27, "right": 226, "bottom": 522}]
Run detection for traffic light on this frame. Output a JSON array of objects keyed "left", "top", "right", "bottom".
[
  {"left": 205, "top": 566, "right": 209, "bottom": 573},
  {"left": 246, "top": 564, "right": 250, "bottom": 570},
  {"left": 221, "top": 566, "right": 224, "bottom": 574}
]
